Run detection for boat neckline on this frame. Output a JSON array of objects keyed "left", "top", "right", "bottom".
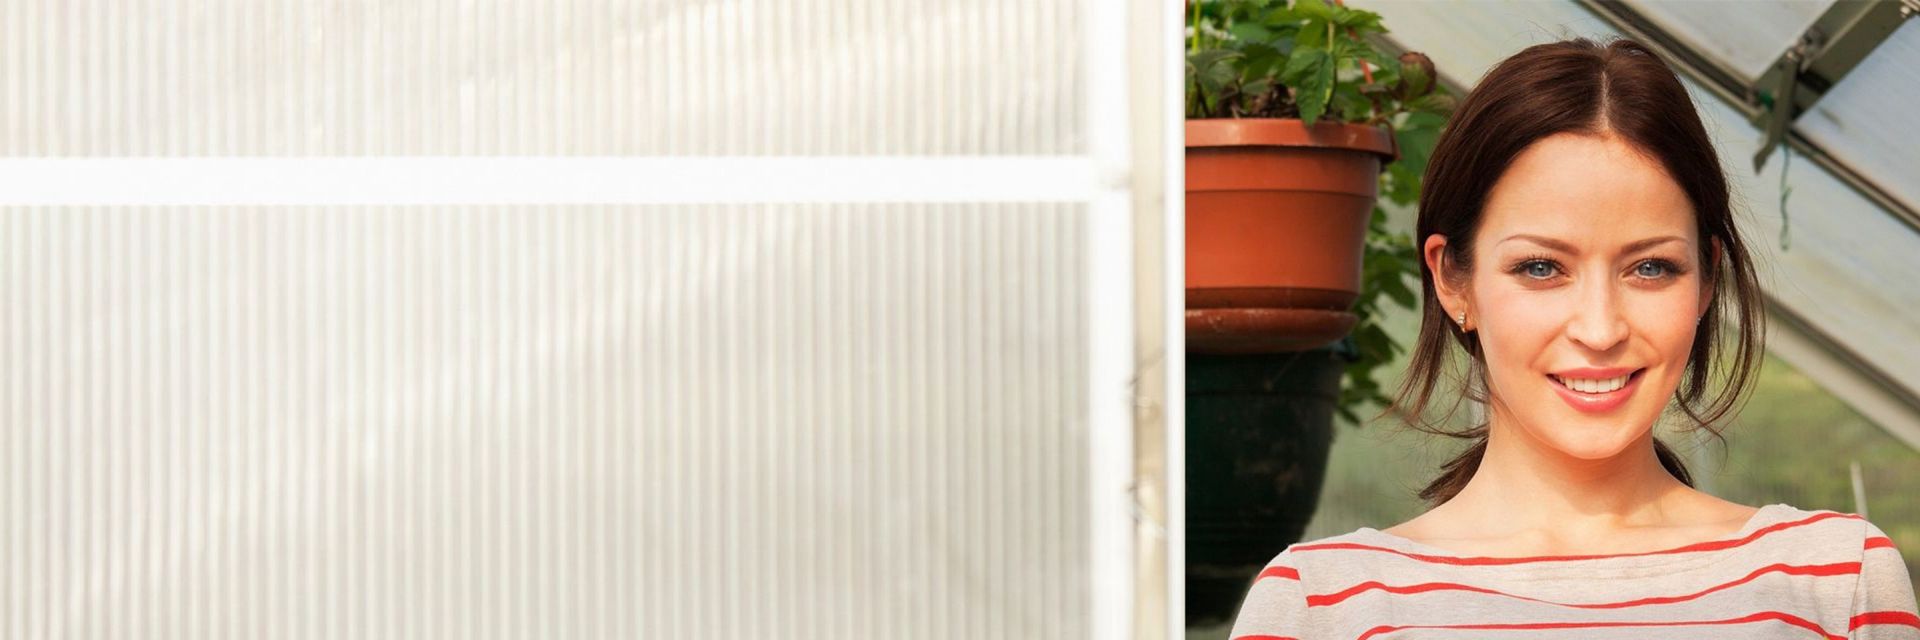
[{"left": 1347, "top": 502, "right": 1788, "bottom": 562}]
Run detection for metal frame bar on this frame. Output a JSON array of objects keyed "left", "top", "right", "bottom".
[
  {"left": 1133, "top": 0, "right": 1181, "bottom": 637},
  {"left": 1748, "top": 0, "right": 1912, "bottom": 173},
  {"left": 1758, "top": 0, "right": 1916, "bottom": 123},
  {"left": 1574, "top": 0, "right": 1920, "bottom": 235}
]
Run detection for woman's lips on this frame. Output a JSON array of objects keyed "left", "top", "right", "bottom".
[{"left": 1547, "top": 368, "right": 1644, "bottom": 414}]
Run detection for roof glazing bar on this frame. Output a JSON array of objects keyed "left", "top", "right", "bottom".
[
  {"left": 1574, "top": 0, "right": 1920, "bottom": 235},
  {"left": 1748, "top": 0, "right": 1917, "bottom": 171}
]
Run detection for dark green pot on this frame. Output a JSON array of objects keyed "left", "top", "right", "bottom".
[{"left": 1184, "top": 344, "right": 1349, "bottom": 628}]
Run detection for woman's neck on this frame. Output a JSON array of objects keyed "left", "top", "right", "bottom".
[{"left": 1443, "top": 401, "right": 1694, "bottom": 545}]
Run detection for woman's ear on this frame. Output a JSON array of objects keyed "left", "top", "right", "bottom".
[
  {"left": 1423, "top": 233, "right": 1469, "bottom": 327},
  {"left": 1698, "top": 236, "right": 1722, "bottom": 318}
]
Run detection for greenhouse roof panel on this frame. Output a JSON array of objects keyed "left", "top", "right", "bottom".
[
  {"left": 1619, "top": 0, "right": 1832, "bottom": 82},
  {"left": 1793, "top": 18, "right": 1920, "bottom": 216}
]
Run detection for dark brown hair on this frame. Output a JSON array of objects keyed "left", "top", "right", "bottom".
[{"left": 1389, "top": 37, "right": 1766, "bottom": 506}]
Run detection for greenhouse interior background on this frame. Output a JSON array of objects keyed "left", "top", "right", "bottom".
[{"left": 0, "top": 0, "right": 1915, "bottom": 638}]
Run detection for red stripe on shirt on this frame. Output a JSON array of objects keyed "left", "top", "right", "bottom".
[
  {"left": 1256, "top": 565, "right": 1300, "bottom": 582},
  {"left": 1851, "top": 610, "right": 1920, "bottom": 631},
  {"left": 1306, "top": 561, "right": 1860, "bottom": 609},
  {"left": 1864, "top": 535, "right": 1896, "bottom": 551},
  {"left": 1293, "top": 511, "right": 1862, "bottom": 566},
  {"left": 1354, "top": 610, "right": 1843, "bottom": 640}
]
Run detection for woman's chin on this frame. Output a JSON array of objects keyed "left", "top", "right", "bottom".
[{"left": 1536, "top": 424, "right": 1650, "bottom": 461}]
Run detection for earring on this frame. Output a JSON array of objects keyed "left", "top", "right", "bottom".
[{"left": 1456, "top": 311, "right": 1467, "bottom": 326}]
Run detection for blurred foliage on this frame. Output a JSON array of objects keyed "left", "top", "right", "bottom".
[
  {"left": 1185, "top": 0, "right": 1452, "bottom": 125},
  {"left": 1336, "top": 109, "right": 1445, "bottom": 426}
]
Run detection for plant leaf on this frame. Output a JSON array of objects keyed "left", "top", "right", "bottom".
[
  {"left": 1240, "top": 43, "right": 1283, "bottom": 80},
  {"left": 1228, "top": 22, "right": 1271, "bottom": 43},
  {"left": 1260, "top": 6, "right": 1303, "bottom": 27},
  {"left": 1286, "top": 47, "right": 1334, "bottom": 125},
  {"left": 1186, "top": 48, "right": 1245, "bottom": 117},
  {"left": 1334, "top": 7, "right": 1385, "bottom": 32},
  {"left": 1333, "top": 81, "right": 1369, "bottom": 122},
  {"left": 1280, "top": 45, "right": 1325, "bottom": 84},
  {"left": 1241, "top": 77, "right": 1272, "bottom": 98},
  {"left": 1189, "top": 49, "right": 1241, "bottom": 93},
  {"left": 1356, "top": 45, "right": 1395, "bottom": 72},
  {"left": 1294, "top": 16, "right": 1327, "bottom": 49},
  {"left": 1293, "top": 0, "right": 1334, "bottom": 22},
  {"left": 1393, "top": 111, "right": 1444, "bottom": 168},
  {"left": 1407, "top": 91, "right": 1457, "bottom": 115}
]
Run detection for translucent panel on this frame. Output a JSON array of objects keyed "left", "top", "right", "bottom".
[
  {"left": 0, "top": 0, "right": 1083, "bottom": 156},
  {"left": 1794, "top": 18, "right": 1920, "bottom": 215},
  {"left": 0, "top": 204, "right": 1093, "bottom": 638},
  {"left": 1363, "top": 0, "right": 1623, "bottom": 85},
  {"left": 1621, "top": 0, "right": 1831, "bottom": 81}
]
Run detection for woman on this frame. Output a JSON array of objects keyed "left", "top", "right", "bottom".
[{"left": 1228, "top": 37, "right": 1920, "bottom": 638}]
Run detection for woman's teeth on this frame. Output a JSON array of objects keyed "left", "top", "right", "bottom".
[{"left": 1552, "top": 373, "right": 1631, "bottom": 393}]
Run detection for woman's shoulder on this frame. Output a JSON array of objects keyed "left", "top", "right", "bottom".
[
  {"left": 1246, "top": 528, "right": 1383, "bottom": 580},
  {"left": 1252, "top": 527, "right": 1415, "bottom": 579},
  {"left": 1745, "top": 502, "right": 1894, "bottom": 553}
]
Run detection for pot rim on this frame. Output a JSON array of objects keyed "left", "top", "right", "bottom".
[{"left": 1186, "top": 118, "right": 1398, "bottom": 162}]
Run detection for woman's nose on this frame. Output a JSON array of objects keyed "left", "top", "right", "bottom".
[{"left": 1566, "top": 278, "right": 1629, "bottom": 352}]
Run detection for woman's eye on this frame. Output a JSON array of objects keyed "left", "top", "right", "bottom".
[
  {"left": 1520, "top": 260, "right": 1557, "bottom": 279},
  {"left": 1635, "top": 260, "right": 1671, "bottom": 278}
]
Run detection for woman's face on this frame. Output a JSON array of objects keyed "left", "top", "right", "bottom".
[{"left": 1425, "top": 132, "right": 1714, "bottom": 461}]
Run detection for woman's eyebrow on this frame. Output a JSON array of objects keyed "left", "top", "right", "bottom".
[{"left": 1498, "top": 234, "right": 1687, "bottom": 255}]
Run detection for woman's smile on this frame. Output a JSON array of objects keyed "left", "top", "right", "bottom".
[{"left": 1546, "top": 367, "right": 1646, "bottom": 413}]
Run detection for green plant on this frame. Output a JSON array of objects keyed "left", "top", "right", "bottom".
[
  {"left": 1186, "top": 0, "right": 1449, "bottom": 125},
  {"left": 1185, "top": 0, "right": 1456, "bottom": 424}
]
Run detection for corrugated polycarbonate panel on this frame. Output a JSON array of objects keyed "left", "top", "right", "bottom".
[
  {"left": 1794, "top": 18, "right": 1920, "bottom": 216},
  {"left": 1, "top": 204, "right": 1093, "bottom": 638},
  {"left": 0, "top": 0, "right": 1084, "bottom": 156},
  {"left": 1620, "top": 0, "right": 1832, "bottom": 81},
  {"left": 1615, "top": 0, "right": 1920, "bottom": 221}
]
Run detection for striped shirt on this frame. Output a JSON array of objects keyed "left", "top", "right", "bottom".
[{"left": 1228, "top": 503, "right": 1920, "bottom": 639}]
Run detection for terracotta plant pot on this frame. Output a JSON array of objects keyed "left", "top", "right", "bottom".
[{"left": 1186, "top": 118, "right": 1397, "bottom": 353}]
